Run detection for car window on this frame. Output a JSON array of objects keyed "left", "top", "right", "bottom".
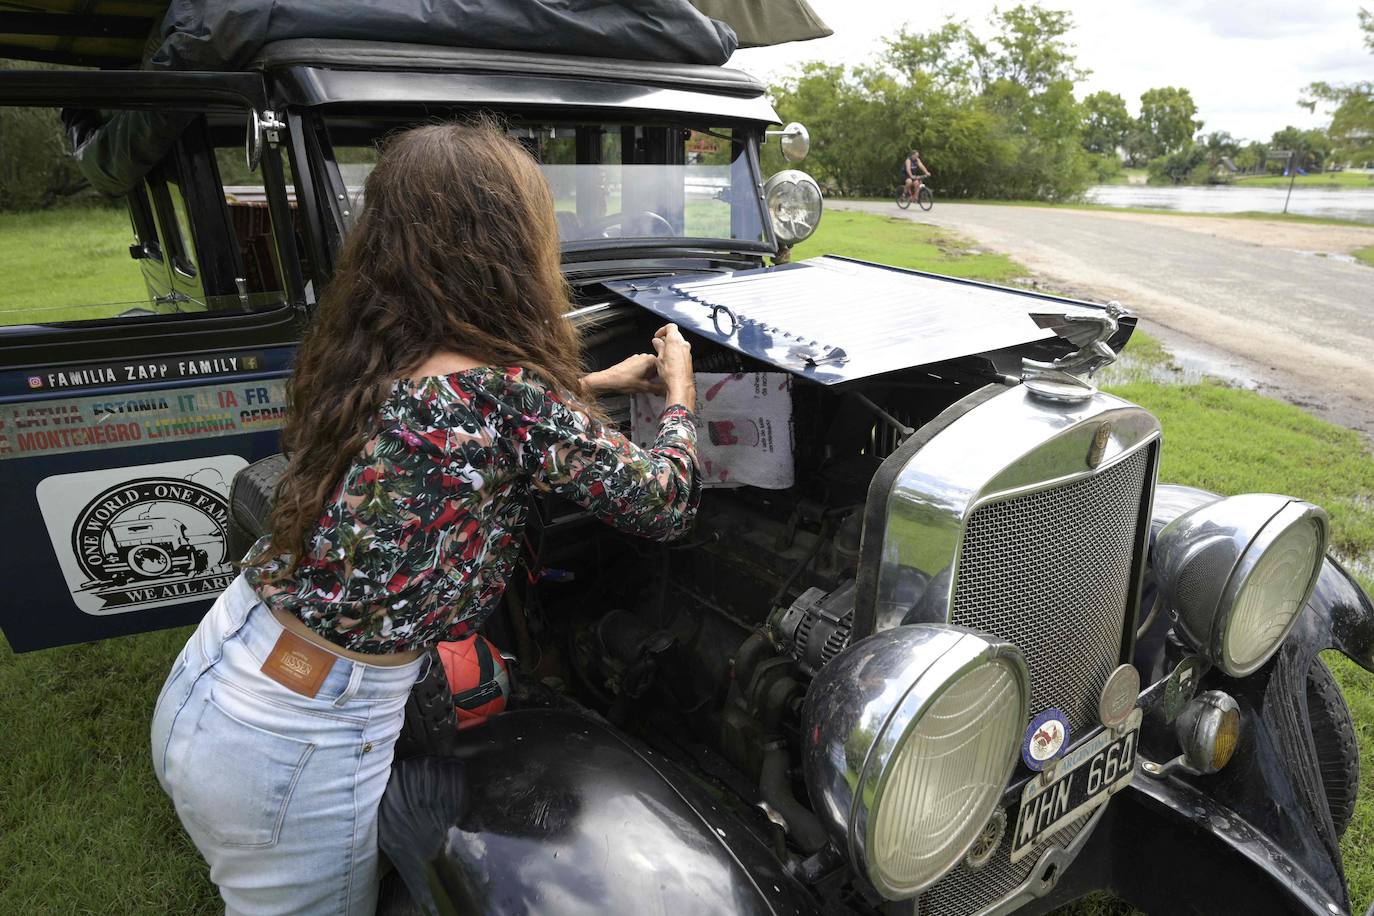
[
  {"left": 0, "top": 104, "right": 292, "bottom": 328},
  {"left": 212, "top": 135, "right": 311, "bottom": 302}
]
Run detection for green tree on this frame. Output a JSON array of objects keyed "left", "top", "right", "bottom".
[
  {"left": 1270, "top": 125, "right": 1333, "bottom": 172},
  {"left": 855, "top": 4, "right": 1094, "bottom": 200},
  {"left": 1234, "top": 140, "right": 1269, "bottom": 173},
  {"left": 1302, "top": 9, "right": 1374, "bottom": 166},
  {"left": 1136, "top": 87, "right": 1203, "bottom": 159},
  {"left": 0, "top": 60, "right": 94, "bottom": 211},
  {"left": 1080, "top": 90, "right": 1131, "bottom": 156},
  {"left": 884, "top": 6, "right": 1086, "bottom": 97}
]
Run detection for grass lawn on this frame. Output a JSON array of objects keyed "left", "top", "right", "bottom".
[
  {"left": 0, "top": 207, "right": 155, "bottom": 325},
  {"left": 792, "top": 209, "right": 1024, "bottom": 282},
  {"left": 1355, "top": 246, "right": 1374, "bottom": 269},
  {"left": 1235, "top": 171, "right": 1374, "bottom": 190},
  {"left": 2, "top": 207, "right": 1373, "bottom": 914}
]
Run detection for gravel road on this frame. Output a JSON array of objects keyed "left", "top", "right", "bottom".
[{"left": 834, "top": 201, "right": 1374, "bottom": 436}]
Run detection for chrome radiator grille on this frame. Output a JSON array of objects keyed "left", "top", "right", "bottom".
[
  {"left": 950, "top": 445, "right": 1153, "bottom": 736},
  {"left": 918, "top": 811, "right": 1095, "bottom": 916}
]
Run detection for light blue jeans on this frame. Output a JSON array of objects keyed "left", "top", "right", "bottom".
[{"left": 150, "top": 575, "right": 425, "bottom": 915}]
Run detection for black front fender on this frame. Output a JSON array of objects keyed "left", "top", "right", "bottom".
[
  {"left": 1091, "top": 483, "right": 1374, "bottom": 915},
  {"left": 1023, "top": 625, "right": 1359, "bottom": 915},
  {"left": 377, "top": 708, "right": 820, "bottom": 916}
]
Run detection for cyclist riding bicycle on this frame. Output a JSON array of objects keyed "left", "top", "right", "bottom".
[
  {"left": 902, "top": 148, "right": 929, "bottom": 197},
  {"left": 897, "top": 149, "right": 933, "bottom": 210}
]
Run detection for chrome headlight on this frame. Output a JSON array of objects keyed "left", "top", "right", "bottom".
[
  {"left": 803, "top": 625, "right": 1028, "bottom": 899},
  {"left": 1156, "top": 494, "right": 1328, "bottom": 677},
  {"left": 764, "top": 169, "right": 822, "bottom": 245}
]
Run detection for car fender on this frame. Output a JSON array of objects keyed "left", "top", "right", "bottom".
[
  {"left": 1123, "top": 483, "right": 1374, "bottom": 913},
  {"left": 377, "top": 708, "right": 820, "bottom": 916}
]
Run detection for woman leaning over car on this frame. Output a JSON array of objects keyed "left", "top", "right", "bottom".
[{"left": 148, "top": 122, "right": 699, "bottom": 915}]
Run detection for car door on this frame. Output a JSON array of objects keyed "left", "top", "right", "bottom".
[{"left": 0, "top": 70, "right": 307, "bottom": 651}]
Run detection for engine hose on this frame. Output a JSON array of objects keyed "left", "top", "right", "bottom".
[
  {"left": 768, "top": 522, "right": 830, "bottom": 610},
  {"left": 759, "top": 743, "right": 828, "bottom": 854}
]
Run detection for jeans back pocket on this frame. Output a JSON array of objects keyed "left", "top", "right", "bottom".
[{"left": 176, "top": 693, "right": 315, "bottom": 848}]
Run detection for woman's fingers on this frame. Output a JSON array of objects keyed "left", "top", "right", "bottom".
[{"left": 654, "top": 323, "right": 688, "bottom": 345}]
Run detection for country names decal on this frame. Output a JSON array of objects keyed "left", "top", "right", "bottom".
[{"left": 0, "top": 380, "right": 289, "bottom": 460}]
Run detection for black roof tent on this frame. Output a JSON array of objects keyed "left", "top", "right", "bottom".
[{"left": 0, "top": 0, "right": 829, "bottom": 70}]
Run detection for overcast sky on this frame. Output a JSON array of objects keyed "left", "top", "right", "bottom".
[{"left": 728, "top": 0, "right": 1371, "bottom": 142}]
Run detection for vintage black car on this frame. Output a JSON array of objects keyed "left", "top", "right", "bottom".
[{"left": 2, "top": 5, "right": 1372, "bottom": 916}]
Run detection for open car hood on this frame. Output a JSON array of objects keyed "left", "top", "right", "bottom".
[{"left": 604, "top": 256, "right": 1122, "bottom": 385}]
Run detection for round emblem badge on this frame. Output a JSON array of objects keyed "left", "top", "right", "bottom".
[
  {"left": 1021, "top": 709, "right": 1070, "bottom": 771},
  {"left": 964, "top": 807, "right": 1007, "bottom": 871},
  {"left": 1097, "top": 664, "right": 1141, "bottom": 729}
]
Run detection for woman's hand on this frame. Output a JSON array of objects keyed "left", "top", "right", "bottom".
[
  {"left": 652, "top": 323, "right": 695, "bottom": 409},
  {"left": 582, "top": 354, "right": 665, "bottom": 396}
]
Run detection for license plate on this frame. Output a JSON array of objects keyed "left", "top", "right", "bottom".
[{"left": 1010, "top": 707, "right": 1142, "bottom": 863}]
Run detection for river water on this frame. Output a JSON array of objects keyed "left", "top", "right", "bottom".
[{"left": 1083, "top": 183, "right": 1374, "bottom": 224}]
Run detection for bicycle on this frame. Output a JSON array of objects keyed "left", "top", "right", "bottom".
[{"left": 896, "top": 179, "right": 933, "bottom": 211}]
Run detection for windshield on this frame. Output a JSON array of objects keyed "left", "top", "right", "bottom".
[{"left": 325, "top": 120, "right": 768, "bottom": 249}]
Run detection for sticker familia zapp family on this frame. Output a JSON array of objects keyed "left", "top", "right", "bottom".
[{"left": 36, "top": 455, "right": 248, "bottom": 615}]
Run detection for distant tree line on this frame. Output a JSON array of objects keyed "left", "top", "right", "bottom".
[{"left": 766, "top": 4, "right": 1371, "bottom": 199}]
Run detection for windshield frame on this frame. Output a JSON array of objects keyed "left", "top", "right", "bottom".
[{"left": 311, "top": 111, "right": 778, "bottom": 260}]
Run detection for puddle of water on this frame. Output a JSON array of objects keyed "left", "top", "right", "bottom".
[
  {"left": 1333, "top": 549, "right": 1374, "bottom": 585},
  {"left": 1097, "top": 337, "right": 1260, "bottom": 390}
]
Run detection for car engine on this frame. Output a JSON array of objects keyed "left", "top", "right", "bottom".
[{"left": 471, "top": 298, "right": 1009, "bottom": 901}]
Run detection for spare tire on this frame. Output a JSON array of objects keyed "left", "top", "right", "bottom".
[
  {"left": 1307, "top": 657, "right": 1359, "bottom": 837},
  {"left": 227, "top": 453, "right": 287, "bottom": 563}
]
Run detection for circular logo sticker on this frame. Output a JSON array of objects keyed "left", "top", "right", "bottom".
[
  {"left": 69, "top": 473, "right": 233, "bottom": 611},
  {"left": 1022, "top": 709, "right": 1070, "bottom": 771},
  {"left": 1098, "top": 664, "right": 1141, "bottom": 729}
]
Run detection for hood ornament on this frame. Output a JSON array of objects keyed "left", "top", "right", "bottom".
[{"left": 1021, "top": 302, "right": 1126, "bottom": 403}]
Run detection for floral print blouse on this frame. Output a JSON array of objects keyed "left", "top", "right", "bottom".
[{"left": 243, "top": 367, "right": 700, "bottom": 654}]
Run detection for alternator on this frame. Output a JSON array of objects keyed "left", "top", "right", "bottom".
[{"left": 771, "top": 580, "right": 855, "bottom": 675}]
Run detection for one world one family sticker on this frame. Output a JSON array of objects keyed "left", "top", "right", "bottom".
[{"left": 36, "top": 455, "right": 247, "bottom": 615}]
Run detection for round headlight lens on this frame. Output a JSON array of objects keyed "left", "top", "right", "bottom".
[
  {"left": 868, "top": 658, "right": 1025, "bottom": 894},
  {"left": 764, "top": 169, "right": 822, "bottom": 245},
  {"left": 1222, "top": 517, "right": 1323, "bottom": 673},
  {"left": 1156, "top": 494, "right": 1328, "bottom": 677},
  {"left": 803, "top": 625, "right": 1028, "bottom": 900}
]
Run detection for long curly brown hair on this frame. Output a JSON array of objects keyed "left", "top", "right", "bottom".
[{"left": 263, "top": 122, "right": 586, "bottom": 570}]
